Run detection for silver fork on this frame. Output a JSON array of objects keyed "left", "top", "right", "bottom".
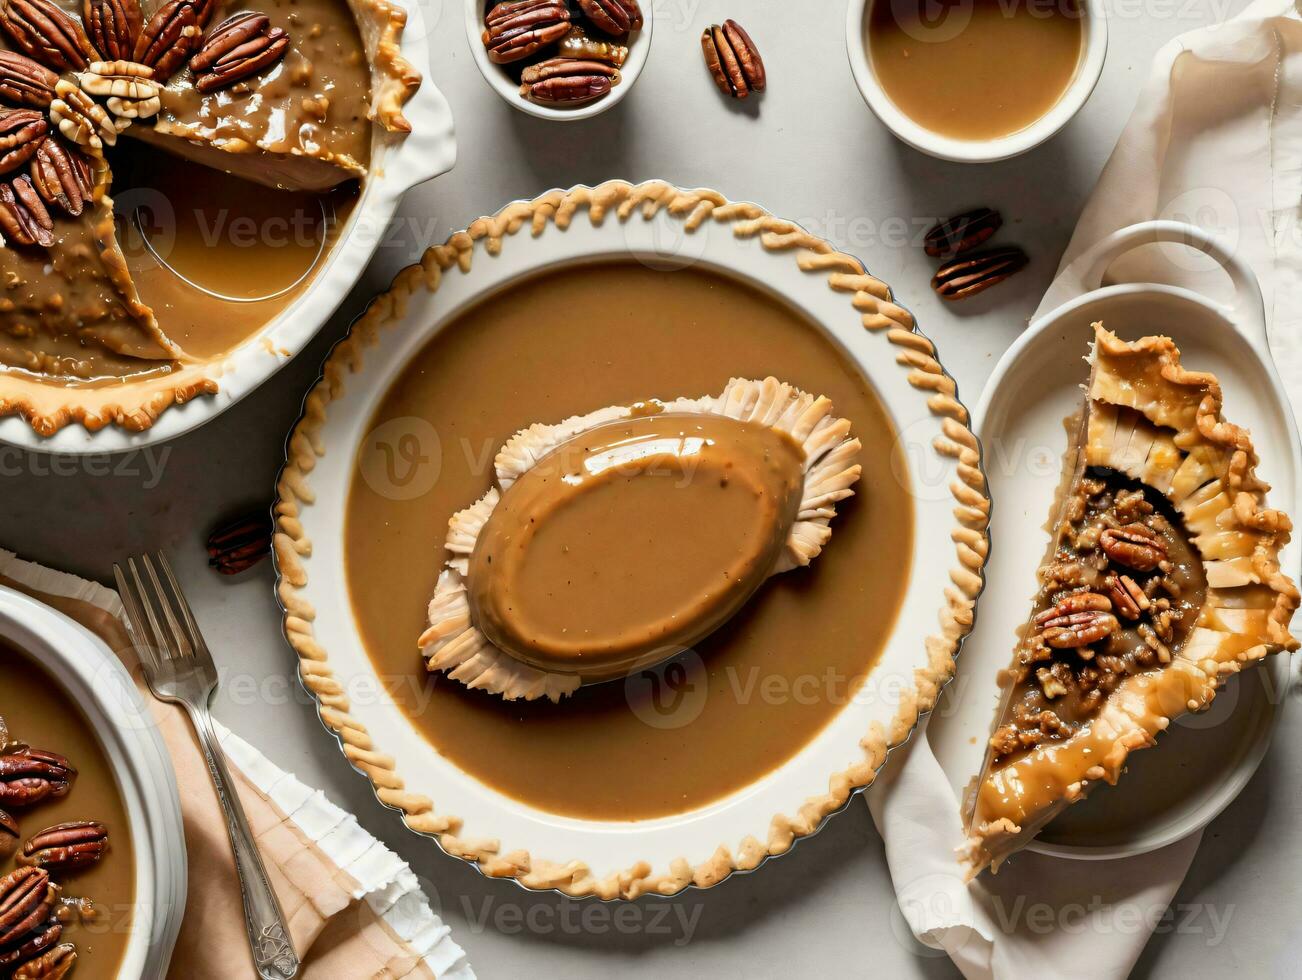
[{"left": 114, "top": 552, "right": 300, "bottom": 980}]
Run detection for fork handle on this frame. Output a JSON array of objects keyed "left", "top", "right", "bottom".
[{"left": 185, "top": 703, "right": 300, "bottom": 979}]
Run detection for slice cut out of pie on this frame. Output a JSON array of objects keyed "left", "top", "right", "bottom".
[
  {"left": 962, "top": 323, "right": 1300, "bottom": 876},
  {"left": 0, "top": 0, "right": 421, "bottom": 433}
]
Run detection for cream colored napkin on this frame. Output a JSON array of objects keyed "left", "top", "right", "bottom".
[
  {"left": 0, "top": 549, "right": 473, "bottom": 980},
  {"left": 868, "top": 1, "right": 1302, "bottom": 975}
]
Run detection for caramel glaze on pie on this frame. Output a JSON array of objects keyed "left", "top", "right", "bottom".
[
  {"left": 1, "top": 639, "right": 136, "bottom": 980},
  {"left": 345, "top": 260, "right": 915, "bottom": 821},
  {"left": 0, "top": 0, "right": 419, "bottom": 433}
]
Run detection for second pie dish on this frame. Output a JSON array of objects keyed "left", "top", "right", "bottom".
[
  {"left": 0, "top": 0, "right": 455, "bottom": 451},
  {"left": 274, "top": 180, "right": 990, "bottom": 898}
]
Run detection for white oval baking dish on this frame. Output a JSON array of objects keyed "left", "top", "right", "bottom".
[{"left": 0, "top": 585, "right": 187, "bottom": 977}]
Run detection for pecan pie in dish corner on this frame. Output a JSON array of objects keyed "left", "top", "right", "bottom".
[
  {"left": 963, "top": 323, "right": 1299, "bottom": 876},
  {"left": 0, "top": 0, "right": 423, "bottom": 437}
]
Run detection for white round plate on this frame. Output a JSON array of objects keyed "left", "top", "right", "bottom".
[
  {"left": 928, "top": 221, "right": 1300, "bottom": 860},
  {"left": 0, "top": 0, "right": 457, "bottom": 455},
  {"left": 273, "top": 182, "right": 991, "bottom": 898},
  {"left": 0, "top": 584, "right": 187, "bottom": 977}
]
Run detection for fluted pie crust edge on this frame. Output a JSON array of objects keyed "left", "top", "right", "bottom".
[{"left": 272, "top": 180, "right": 992, "bottom": 899}]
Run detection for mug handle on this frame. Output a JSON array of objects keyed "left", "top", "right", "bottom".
[{"left": 1049, "top": 219, "right": 1269, "bottom": 355}]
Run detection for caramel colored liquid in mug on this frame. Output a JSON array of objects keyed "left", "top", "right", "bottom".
[{"left": 868, "top": 0, "right": 1084, "bottom": 141}]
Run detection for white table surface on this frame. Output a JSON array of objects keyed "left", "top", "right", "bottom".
[{"left": 6, "top": 0, "right": 1301, "bottom": 976}]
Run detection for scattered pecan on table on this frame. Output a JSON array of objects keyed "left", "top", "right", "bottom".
[
  {"left": 207, "top": 510, "right": 274, "bottom": 575},
  {"left": 931, "top": 245, "right": 1029, "bottom": 301},
  {"left": 923, "top": 207, "right": 1002, "bottom": 258},
  {"left": 701, "top": 19, "right": 765, "bottom": 99}
]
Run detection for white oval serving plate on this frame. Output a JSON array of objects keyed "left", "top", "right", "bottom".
[
  {"left": 0, "top": 0, "right": 457, "bottom": 455},
  {"left": 273, "top": 181, "right": 991, "bottom": 899},
  {"left": 0, "top": 584, "right": 187, "bottom": 977},
  {"left": 928, "top": 220, "right": 1300, "bottom": 861}
]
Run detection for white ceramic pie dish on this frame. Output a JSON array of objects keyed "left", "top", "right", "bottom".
[
  {"left": 273, "top": 181, "right": 991, "bottom": 898},
  {"left": 465, "top": 0, "right": 653, "bottom": 120},
  {"left": 845, "top": 0, "right": 1108, "bottom": 163},
  {"left": 0, "top": 585, "right": 187, "bottom": 977},
  {"left": 0, "top": 0, "right": 456, "bottom": 456},
  {"left": 929, "top": 220, "right": 1301, "bottom": 860}
]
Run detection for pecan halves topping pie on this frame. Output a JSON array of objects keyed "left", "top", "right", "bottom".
[
  {"left": 0, "top": 0, "right": 422, "bottom": 434},
  {"left": 419, "top": 377, "right": 862, "bottom": 702},
  {"left": 963, "top": 324, "right": 1300, "bottom": 875}
]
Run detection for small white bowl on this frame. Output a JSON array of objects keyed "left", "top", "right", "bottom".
[
  {"left": 0, "top": 586, "right": 187, "bottom": 977},
  {"left": 845, "top": 0, "right": 1108, "bottom": 163},
  {"left": 466, "top": 0, "right": 652, "bottom": 120}
]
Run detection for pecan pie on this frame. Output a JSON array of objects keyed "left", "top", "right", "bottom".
[
  {"left": 0, "top": 0, "right": 421, "bottom": 435},
  {"left": 963, "top": 324, "right": 1300, "bottom": 874}
]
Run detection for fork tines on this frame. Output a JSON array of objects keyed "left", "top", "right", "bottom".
[{"left": 113, "top": 552, "right": 208, "bottom": 668}]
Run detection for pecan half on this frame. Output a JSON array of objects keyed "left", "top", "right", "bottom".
[
  {"left": 0, "top": 0, "right": 94, "bottom": 72},
  {"left": 0, "top": 749, "right": 74, "bottom": 807},
  {"left": 0, "top": 868, "right": 58, "bottom": 948},
  {"left": 520, "top": 58, "right": 617, "bottom": 104},
  {"left": 207, "top": 511, "right": 272, "bottom": 574},
  {"left": 0, "top": 920, "right": 60, "bottom": 969},
  {"left": 932, "top": 245, "right": 1028, "bottom": 300},
  {"left": 702, "top": 20, "right": 765, "bottom": 99},
  {"left": 190, "top": 12, "right": 289, "bottom": 93},
  {"left": 482, "top": 0, "right": 570, "bottom": 64},
  {"left": 1035, "top": 592, "right": 1117, "bottom": 649},
  {"left": 12, "top": 943, "right": 75, "bottom": 980},
  {"left": 49, "top": 77, "right": 118, "bottom": 150},
  {"left": 85, "top": 0, "right": 142, "bottom": 61},
  {"left": 1105, "top": 573, "right": 1150, "bottom": 620},
  {"left": 18, "top": 822, "right": 108, "bottom": 874},
  {"left": 1100, "top": 523, "right": 1166, "bottom": 572},
  {"left": 558, "top": 24, "right": 626, "bottom": 65},
  {"left": 0, "top": 808, "right": 17, "bottom": 859},
  {"left": 576, "top": 0, "right": 641, "bottom": 36},
  {"left": 0, "top": 51, "right": 57, "bottom": 108},
  {"left": 0, "top": 108, "right": 46, "bottom": 176},
  {"left": 31, "top": 136, "right": 94, "bottom": 216},
  {"left": 134, "top": 0, "right": 209, "bottom": 79},
  {"left": 924, "top": 207, "right": 1002, "bottom": 258},
  {"left": 78, "top": 59, "right": 160, "bottom": 122}
]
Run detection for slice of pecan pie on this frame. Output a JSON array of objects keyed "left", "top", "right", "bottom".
[{"left": 963, "top": 323, "right": 1300, "bottom": 875}]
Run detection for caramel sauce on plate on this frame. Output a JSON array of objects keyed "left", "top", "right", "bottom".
[{"left": 345, "top": 261, "right": 915, "bottom": 821}]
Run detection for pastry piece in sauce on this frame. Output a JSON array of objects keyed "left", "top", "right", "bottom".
[
  {"left": 963, "top": 324, "right": 1299, "bottom": 875},
  {"left": 419, "top": 377, "right": 863, "bottom": 701}
]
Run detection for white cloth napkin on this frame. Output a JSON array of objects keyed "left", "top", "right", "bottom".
[{"left": 868, "top": 1, "right": 1302, "bottom": 975}]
